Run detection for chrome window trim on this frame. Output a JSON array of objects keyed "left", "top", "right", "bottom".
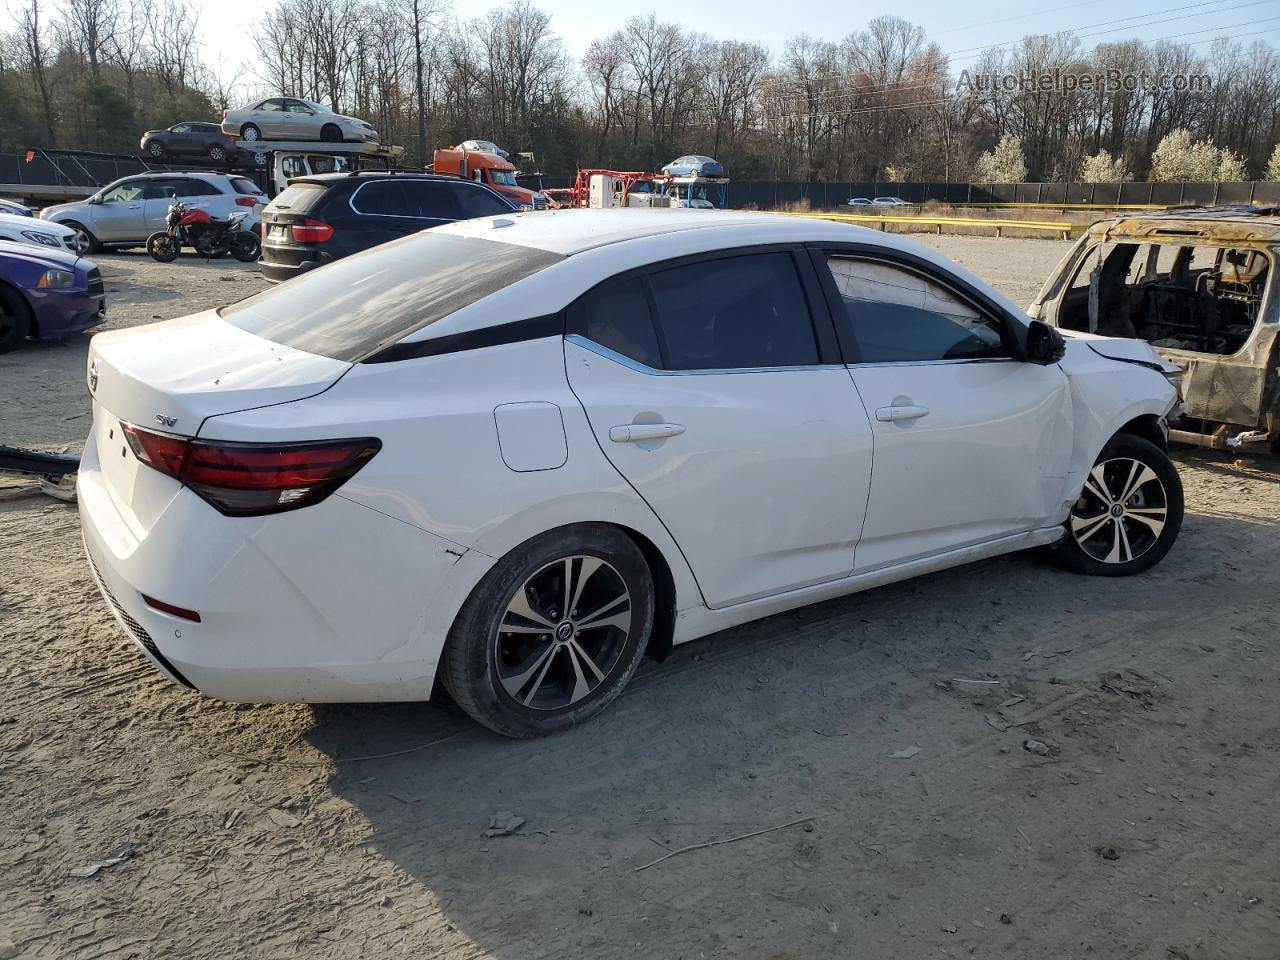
[
  {"left": 566, "top": 334, "right": 844, "bottom": 377},
  {"left": 845, "top": 357, "right": 1019, "bottom": 369},
  {"left": 348, "top": 179, "right": 450, "bottom": 221}
]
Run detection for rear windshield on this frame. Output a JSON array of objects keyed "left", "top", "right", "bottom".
[
  {"left": 230, "top": 176, "right": 263, "bottom": 196},
  {"left": 219, "top": 233, "right": 563, "bottom": 361},
  {"left": 266, "top": 182, "right": 326, "bottom": 212}
]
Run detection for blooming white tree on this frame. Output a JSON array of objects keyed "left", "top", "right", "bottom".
[
  {"left": 1079, "top": 150, "right": 1132, "bottom": 182},
  {"left": 1150, "top": 129, "right": 1250, "bottom": 181},
  {"left": 1266, "top": 143, "right": 1280, "bottom": 181},
  {"left": 973, "top": 134, "right": 1027, "bottom": 182}
]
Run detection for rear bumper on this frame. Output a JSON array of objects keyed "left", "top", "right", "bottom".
[
  {"left": 77, "top": 423, "right": 488, "bottom": 702},
  {"left": 259, "top": 242, "right": 332, "bottom": 283}
]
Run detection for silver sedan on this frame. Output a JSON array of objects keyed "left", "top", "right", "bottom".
[{"left": 220, "top": 97, "right": 379, "bottom": 143}]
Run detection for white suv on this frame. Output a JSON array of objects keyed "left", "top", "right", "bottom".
[{"left": 40, "top": 172, "right": 267, "bottom": 252}]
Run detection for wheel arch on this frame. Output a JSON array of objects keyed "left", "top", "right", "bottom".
[
  {"left": 1112, "top": 413, "right": 1168, "bottom": 452},
  {"left": 0, "top": 278, "right": 37, "bottom": 337}
]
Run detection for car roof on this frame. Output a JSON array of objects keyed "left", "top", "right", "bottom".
[
  {"left": 391, "top": 209, "right": 1030, "bottom": 346},
  {"left": 290, "top": 171, "right": 477, "bottom": 188},
  {"left": 1085, "top": 204, "right": 1280, "bottom": 243}
]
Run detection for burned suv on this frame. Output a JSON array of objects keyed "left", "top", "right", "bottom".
[{"left": 1032, "top": 205, "right": 1278, "bottom": 453}]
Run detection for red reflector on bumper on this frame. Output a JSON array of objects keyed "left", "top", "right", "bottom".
[{"left": 141, "top": 594, "right": 202, "bottom": 622}]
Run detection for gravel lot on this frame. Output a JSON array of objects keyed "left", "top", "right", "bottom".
[{"left": 1, "top": 236, "right": 1277, "bottom": 960}]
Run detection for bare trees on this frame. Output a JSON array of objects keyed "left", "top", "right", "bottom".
[{"left": 1, "top": 0, "right": 1278, "bottom": 181}]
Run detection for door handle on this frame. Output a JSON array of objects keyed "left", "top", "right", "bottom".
[
  {"left": 609, "top": 422, "right": 685, "bottom": 443},
  {"left": 127, "top": 204, "right": 141, "bottom": 209},
  {"left": 876, "top": 404, "right": 929, "bottom": 422}
]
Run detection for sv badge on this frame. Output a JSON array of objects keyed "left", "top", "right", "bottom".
[{"left": 154, "top": 414, "right": 179, "bottom": 428}]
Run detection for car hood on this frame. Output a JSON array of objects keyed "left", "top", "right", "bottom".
[
  {"left": 0, "top": 239, "right": 87, "bottom": 271},
  {"left": 0, "top": 212, "right": 75, "bottom": 238},
  {"left": 1060, "top": 329, "right": 1179, "bottom": 373},
  {"left": 40, "top": 200, "right": 91, "bottom": 220}
]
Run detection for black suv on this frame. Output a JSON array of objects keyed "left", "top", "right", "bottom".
[{"left": 258, "top": 172, "right": 518, "bottom": 282}]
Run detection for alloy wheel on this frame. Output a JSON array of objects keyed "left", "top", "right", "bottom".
[
  {"left": 1069, "top": 457, "right": 1169, "bottom": 564},
  {"left": 494, "top": 555, "right": 632, "bottom": 711}
]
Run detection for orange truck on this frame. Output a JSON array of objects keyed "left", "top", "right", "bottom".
[{"left": 432, "top": 146, "right": 548, "bottom": 210}]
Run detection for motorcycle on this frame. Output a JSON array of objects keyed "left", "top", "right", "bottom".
[{"left": 146, "top": 201, "right": 261, "bottom": 263}]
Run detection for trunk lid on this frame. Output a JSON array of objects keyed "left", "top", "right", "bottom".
[{"left": 87, "top": 309, "right": 351, "bottom": 438}]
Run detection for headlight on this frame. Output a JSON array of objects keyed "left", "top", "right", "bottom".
[
  {"left": 37, "top": 268, "right": 77, "bottom": 290},
  {"left": 1162, "top": 368, "right": 1184, "bottom": 403},
  {"left": 21, "top": 230, "right": 61, "bottom": 248}
]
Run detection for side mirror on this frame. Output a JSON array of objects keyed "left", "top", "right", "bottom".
[
  {"left": 89, "top": 195, "right": 104, "bottom": 205},
  {"left": 1026, "top": 319, "right": 1067, "bottom": 365}
]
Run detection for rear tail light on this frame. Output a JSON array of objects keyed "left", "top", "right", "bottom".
[
  {"left": 290, "top": 218, "right": 333, "bottom": 244},
  {"left": 235, "top": 196, "right": 258, "bottom": 207},
  {"left": 222, "top": 110, "right": 228, "bottom": 121},
  {"left": 121, "top": 422, "right": 380, "bottom": 516}
]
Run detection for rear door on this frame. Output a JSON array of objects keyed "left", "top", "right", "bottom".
[
  {"left": 565, "top": 247, "right": 874, "bottom": 608},
  {"left": 812, "top": 248, "right": 1073, "bottom": 572}
]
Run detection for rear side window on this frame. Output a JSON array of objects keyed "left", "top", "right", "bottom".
[
  {"left": 350, "top": 180, "right": 407, "bottom": 216},
  {"left": 570, "top": 276, "right": 662, "bottom": 368},
  {"left": 824, "top": 256, "right": 1005, "bottom": 363},
  {"left": 219, "top": 234, "right": 563, "bottom": 362},
  {"left": 403, "top": 181, "right": 461, "bottom": 220},
  {"left": 179, "top": 178, "right": 222, "bottom": 197},
  {"left": 229, "top": 176, "right": 262, "bottom": 196},
  {"left": 649, "top": 252, "right": 820, "bottom": 370}
]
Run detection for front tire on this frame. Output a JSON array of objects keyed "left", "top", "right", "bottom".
[
  {"left": 441, "top": 525, "right": 655, "bottom": 737},
  {"left": 146, "top": 232, "right": 180, "bottom": 262},
  {"left": 64, "top": 221, "right": 99, "bottom": 254},
  {"left": 230, "top": 232, "right": 260, "bottom": 262},
  {"left": 208, "top": 144, "right": 227, "bottom": 162},
  {"left": 145, "top": 139, "right": 165, "bottom": 158},
  {"left": 1052, "top": 434, "right": 1183, "bottom": 576},
  {"left": 0, "top": 284, "right": 33, "bottom": 353}
]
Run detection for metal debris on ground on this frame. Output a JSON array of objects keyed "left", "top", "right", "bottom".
[
  {"left": 1023, "top": 739, "right": 1052, "bottom": 756},
  {"left": 889, "top": 746, "right": 922, "bottom": 759},
  {"left": 68, "top": 843, "right": 135, "bottom": 878},
  {"left": 486, "top": 811, "right": 526, "bottom": 837}
]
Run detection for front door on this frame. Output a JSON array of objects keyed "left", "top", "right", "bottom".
[
  {"left": 565, "top": 248, "right": 874, "bottom": 608},
  {"left": 814, "top": 251, "right": 1073, "bottom": 571},
  {"left": 92, "top": 179, "right": 148, "bottom": 242}
]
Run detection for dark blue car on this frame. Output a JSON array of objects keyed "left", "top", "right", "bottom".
[{"left": 0, "top": 241, "right": 106, "bottom": 352}]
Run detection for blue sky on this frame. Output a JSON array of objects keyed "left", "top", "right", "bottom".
[{"left": 6, "top": 0, "right": 1277, "bottom": 92}]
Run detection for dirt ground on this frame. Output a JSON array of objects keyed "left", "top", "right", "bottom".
[{"left": 2, "top": 237, "right": 1278, "bottom": 960}]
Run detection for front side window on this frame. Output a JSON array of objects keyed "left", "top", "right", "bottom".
[
  {"left": 101, "top": 180, "right": 145, "bottom": 203},
  {"left": 287, "top": 100, "right": 313, "bottom": 114},
  {"left": 489, "top": 170, "right": 517, "bottom": 186},
  {"left": 825, "top": 256, "right": 1006, "bottom": 363},
  {"left": 403, "top": 181, "right": 462, "bottom": 220},
  {"left": 649, "top": 252, "right": 820, "bottom": 370},
  {"left": 456, "top": 184, "right": 515, "bottom": 218},
  {"left": 220, "top": 234, "right": 563, "bottom": 362},
  {"left": 171, "top": 123, "right": 191, "bottom": 134}
]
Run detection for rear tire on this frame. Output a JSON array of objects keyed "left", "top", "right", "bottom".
[
  {"left": 0, "top": 283, "right": 33, "bottom": 353},
  {"left": 1051, "top": 434, "right": 1183, "bottom": 576},
  {"left": 208, "top": 144, "right": 227, "bottom": 162},
  {"left": 441, "top": 524, "right": 655, "bottom": 738},
  {"left": 241, "top": 123, "right": 261, "bottom": 142},
  {"left": 146, "top": 232, "right": 180, "bottom": 263},
  {"left": 320, "top": 123, "right": 343, "bottom": 143}
]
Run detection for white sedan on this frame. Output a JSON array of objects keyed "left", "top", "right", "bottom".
[{"left": 79, "top": 210, "right": 1184, "bottom": 737}]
